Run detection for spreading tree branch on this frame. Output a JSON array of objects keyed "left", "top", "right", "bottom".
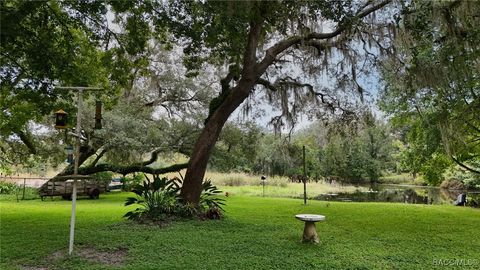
[
  {"left": 220, "top": 71, "right": 236, "bottom": 92},
  {"left": 78, "top": 162, "right": 188, "bottom": 176},
  {"left": 240, "top": 15, "right": 265, "bottom": 83},
  {"left": 132, "top": 148, "right": 164, "bottom": 167},
  {"left": 90, "top": 147, "right": 108, "bottom": 167},
  {"left": 144, "top": 94, "right": 202, "bottom": 107},
  {"left": 16, "top": 131, "right": 37, "bottom": 155},
  {"left": 451, "top": 156, "right": 480, "bottom": 174},
  {"left": 256, "top": 78, "right": 277, "bottom": 92},
  {"left": 255, "top": 0, "right": 391, "bottom": 75}
]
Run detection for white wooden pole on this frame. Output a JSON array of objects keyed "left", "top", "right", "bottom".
[{"left": 69, "top": 89, "right": 83, "bottom": 255}]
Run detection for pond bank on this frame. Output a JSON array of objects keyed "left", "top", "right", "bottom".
[{"left": 313, "top": 183, "right": 480, "bottom": 207}]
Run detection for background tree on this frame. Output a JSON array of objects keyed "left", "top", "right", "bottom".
[
  {"left": 210, "top": 121, "right": 263, "bottom": 173},
  {"left": 1, "top": 0, "right": 143, "bottom": 167},
  {"left": 313, "top": 112, "right": 394, "bottom": 184},
  {"left": 1, "top": 1, "right": 216, "bottom": 177},
  {"left": 379, "top": 0, "right": 480, "bottom": 185}
]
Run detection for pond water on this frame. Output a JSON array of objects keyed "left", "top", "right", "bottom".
[{"left": 313, "top": 184, "right": 480, "bottom": 207}]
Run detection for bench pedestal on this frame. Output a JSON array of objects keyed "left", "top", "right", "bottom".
[
  {"left": 302, "top": 221, "right": 319, "bottom": 243},
  {"left": 295, "top": 214, "right": 325, "bottom": 244}
]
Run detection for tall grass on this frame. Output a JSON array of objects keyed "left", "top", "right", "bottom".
[
  {"left": 205, "top": 171, "right": 289, "bottom": 187},
  {"left": 154, "top": 170, "right": 372, "bottom": 198},
  {"left": 379, "top": 173, "right": 425, "bottom": 185},
  {"left": 174, "top": 171, "right": 369, "bottom": 199}
]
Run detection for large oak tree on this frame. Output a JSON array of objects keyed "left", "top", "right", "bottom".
[
  {"left": 152, "top": 1, "right": 396, "bottom": 204},
  {"left": 2, "top": 1, "right": 398, "bottom": 205}
]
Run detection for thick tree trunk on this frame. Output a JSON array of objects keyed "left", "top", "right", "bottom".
[
  {"left": 180, "top": 17, "right": 263, "bottom": 205},
  {"left": 180, "top": 83, "right": 253, "bottom": 204}
]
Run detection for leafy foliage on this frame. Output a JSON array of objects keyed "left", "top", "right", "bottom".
[
  {"left": 379, "top": 0, "right": 480, "bottom": 184},
  {"left": 0, "top": 181, "right": 17, "bottom": 194},
  {"left": 210, "top": 113, "right": 396, "bottom": 185},
  {"left": 0, "top": 181, "right": 39, "bottom": 200},
  {"left": 124, "top": 175, "right": 180, "bottom": 221},
  {"left": 0, "top": 1, "right": 133, "bottom": 168},
  {"left": 124, "top": 175, "right": 224, "bottom": 222},
  {"left": 92, "top": 171, "right": 113, "bottom": 184},
  {"left": 199, "top": 180, "right": 225, "bottom": 220},
  {"left": 314, "top": 114, "right": 395, "bottom": 183},
  {"left": 210, "top": 122, "right": 262, "bottom": 173}
]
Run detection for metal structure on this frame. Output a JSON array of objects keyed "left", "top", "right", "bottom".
[
  {"left": 55, "top": 86, "right": 101, "bottom": 255},
  {"left": 303, "top": 145, "right": 307, "bottom": 205},
  {"left": 261, "top": 176, "right": 267, "bottom": 197}
]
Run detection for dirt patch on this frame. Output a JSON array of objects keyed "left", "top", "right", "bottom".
[
  {"left": 50, "top": 250, "right": 65, "bottom": 261},
  {"left": 75, "top": 246, "right": 127, "bottom": 266},
  {"left": 21, "top": 246, "right": 128, "bottom": 269}
]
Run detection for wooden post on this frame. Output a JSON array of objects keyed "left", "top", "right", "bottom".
[
  {"left": 22, "top": 178, "right": 26, "bottom": 200},
  {"left": 303, "top": 145, "right": 307, "bottom": 205}
]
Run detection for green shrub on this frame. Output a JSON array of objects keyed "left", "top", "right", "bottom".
[
  {"left": 444, "top": 169, "right": 480, "bottom": 190},
  {"left": 440, "top": 179, "right": 465, "bottom": 190},
  {"left": 0, "top": 181, "right": 17, "bottom": 194},
  {"left": 124, "top": 175, "right": 224, "bottom": 222},
  {"left": 92, "top": 172, "right": 113, "bottom": 184},
  {"left": 464, "top": 178, "right": 480, "bottom": 190},
  {"left": 18, "top": 186, "right": 39, "bottom": 200},
  {"left": 466, "top": 194, "right": 479, "bottom": 207},
  {"left": 0, "top": 182, "right": 39, "bottom": 200},
  {"left": 124, "top": 175, "right": 179, "bottom": 221},
  {"left": 121, "top": 174, "right": 144, "bottom": 191},
  {"left": 198, "top": 179, "right": 225, "bottom": 219}
]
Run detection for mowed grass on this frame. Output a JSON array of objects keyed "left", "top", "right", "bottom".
[{"left": 1, "top": 193, "right": 479, "bottom": 270}]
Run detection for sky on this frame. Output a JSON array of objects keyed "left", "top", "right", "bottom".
[{"left": 107, "top": 3, "right": 389, "bottom": 135}]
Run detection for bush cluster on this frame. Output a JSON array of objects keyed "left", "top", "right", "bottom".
[
  {"left": 124, "top": 175, "right": 224, "bottom": 222},
  {"left": 0, "top": 181, "right": 17, "bottom": 194}
]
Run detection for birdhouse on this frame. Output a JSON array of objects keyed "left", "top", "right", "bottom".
[
  {"left": 94, "top": 101, "right": 102, "bottom": 129},
  {"left": 54, "top": 109, "right": 68, "bottom": 129}
]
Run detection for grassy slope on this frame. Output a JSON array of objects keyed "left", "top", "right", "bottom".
[{"left": 1, "top": 193, "right": 479, "bottom": 270}]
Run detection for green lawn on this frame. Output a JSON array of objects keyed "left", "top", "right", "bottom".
[{"left": 1, "top": 193, "right": 479, "bottom": 269}]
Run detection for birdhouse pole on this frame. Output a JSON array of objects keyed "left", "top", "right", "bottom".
[
  {"left": 55, "top": 86, "right": 101, "bottom": 255},
  {"left": 303, "top": 145, "right": 307, "bottom": 205},
  {"left": 70, "top": 88, "right": 82, "bottom": 255}
]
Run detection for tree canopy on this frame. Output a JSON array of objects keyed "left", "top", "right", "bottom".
[{"left": 380, "top": 0, "right": 480, "bottom": 184}]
